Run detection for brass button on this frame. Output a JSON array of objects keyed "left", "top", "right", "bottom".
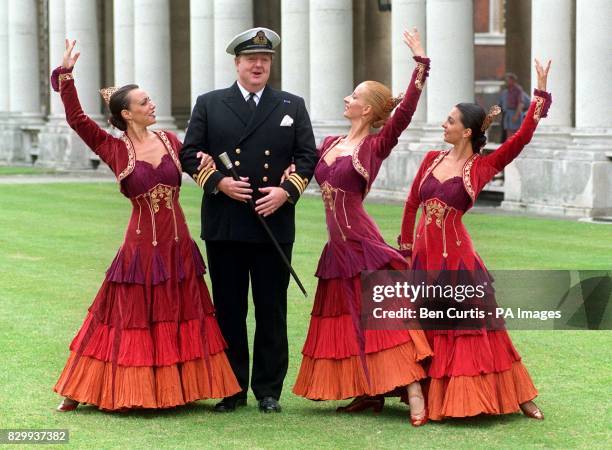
[
  {"left": 262, "top": 176, "right": 268, "bottom": 182},
  {"left": 235, "top": 160, "right": 240, "bottom": 166},
  {"left": 264, "top": 163, "right": 269, "bottom": 169},
  {"left": 303, "top": 178, "right": 308, "bottom": 184},
  {"left": 235, "top": 148, "right": 241, "bottom": 154},
  {"left": 264, "top": 150, "right": 270, "bottom": 156}
]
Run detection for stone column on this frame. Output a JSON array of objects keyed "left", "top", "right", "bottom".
[
  {"left": 280, "top": 0, "right": 309, "bottom": 106},
  {"left": 309, "top": 0, "right": 352, "bottom": 136},
  {"left": 425, "top": 0, "right": 474, "bottom": 127},
  {"left": 575, "top": 0, "right": 612, "bottom": 129},
  {"left": 65, "top": 0, "right": 102, "bottom": 119},
  {"left": 6, "top": 0, "right": 43, "bottom": 163},
  {"left": 37, "top": 0, "right": 67, "bottom": 167},
  {"left": 8, "top": 0, "right": 42, "bottom": 119},
  {"left": 0, "top": 0, "right": 8, "bottom": 162},
  {"left": 392, "top": 0, "right": 426, "bottom": 123},
  {"left": 502, "top": 0, "right": 612, "bottom": 218},
  {"left": 113, "top": 0, "right": 134, "bottom": 86},
  {"left": 190, "top": 0, "right": 214, "bottom": 106},
  {"left": 531, "top": 0, "right": 573, "bottom": 129},
  {"left": 48, "top": 0, "right": 66, "bottom": 122},
  {"left": 59, "top": 0, "right": 104, "bottom": 168},
  {"left": 134, "top": 0, "right": 174, "bottom": 128},
  {"left": 213, "top": 0, "right": 253, "bottom": 88},
  {"left": 571, "top": 0, "right": 612, "bottom": 217},
  {"left": 0, "top": 0, "right": 8, "bottom": 115}
]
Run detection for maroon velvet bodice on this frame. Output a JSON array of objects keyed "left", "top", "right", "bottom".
[
  {"left": 315, "top": 155, "right": 366, "bottom": 193},
  {"left": 313, "top": 155, "right": 405, "bottom": 279},
  {"left": 121, "top": 154, "right": 181, "bottom": 197},
  {"left": 419, "top": 173, "right": 472, "bottom": 212}
]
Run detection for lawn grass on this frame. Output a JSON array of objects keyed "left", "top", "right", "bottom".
[
  {"left": 0, "top": 166, "right": 57, "bottom": 176},
  {"left": 0, "top": 182, "right": 610, "bottom": 449}
]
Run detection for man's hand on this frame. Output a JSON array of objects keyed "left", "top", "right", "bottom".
[
  {"left": 255, "top": 187, "right": 288, "bottom": 217},
  {"left": 218, "top": 176, "right": 252, "bottom": 202}
]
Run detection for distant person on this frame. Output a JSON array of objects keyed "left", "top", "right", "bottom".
[{"left": 499, "top": 72, "right": 530, "bottom": 140}]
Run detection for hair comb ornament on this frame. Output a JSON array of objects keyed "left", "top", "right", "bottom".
[
  {"left": 481, "top": 105, "right": 501, "bottom": 132},
  {"left": 99, "top": 86, "right": 119, "bottom": 105},
  {"left": 384, "top": 92, "right": 404, "bottom": 113}
]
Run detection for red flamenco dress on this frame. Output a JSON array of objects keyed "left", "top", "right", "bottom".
[
  {"left": 51, "top": 67, "right": 241, "bottom": 410},
  {"left": 398, "top": 89, "right": 553, "bottom": 420},
  {"left": 293, "top": 57, "right": 433, "bottom": 401}
]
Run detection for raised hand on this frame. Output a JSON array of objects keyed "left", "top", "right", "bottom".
[
  {"left": 535, "top": 58, "right": 551, "bottom": 91},
  {"left": 402, "top": 28, "right": 425, "bottom": 58},
  {"left": 62, "top": 39, "right": 80, "bottom": 70}
]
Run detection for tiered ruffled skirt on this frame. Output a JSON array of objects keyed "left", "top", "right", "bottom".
[
  {"left": 293, "top": 238, "right": 432, "bottom": 400},
  {"left": 412, "top": 249, "right": 538, "bottom": 420},
  {"left": 54, "top": 238, "right": 241, "bottom": 410}
]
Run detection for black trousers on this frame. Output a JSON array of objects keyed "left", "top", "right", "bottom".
[{"left": 205, "top": 240, "right": 292, "bottom": 400}]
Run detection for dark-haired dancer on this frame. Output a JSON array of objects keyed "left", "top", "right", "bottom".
[
  {"left": 398, "top": 58, "right": 552, "bottom": 421},
  {"left": 293, "top": 29, "right": 432, "bottom": 426},
  {"left": 52, "top": 39, "right": 240, "bottom": 411}
]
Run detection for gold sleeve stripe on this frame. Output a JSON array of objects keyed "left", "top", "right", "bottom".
[
  {"left": 288, "top": 173, "right": 306, "bottom": 192},
  {"left": 200, "top": 169, "right": 216, "bottom": 187},
  {"left": 195, "top": 168, "right": 215, "bottom": 187},
  {"left": 194, "top": 170, "right": 206, "bottom": 186},
  {"left": 288, "top": 177, "right": 305, "bottom": 193},
  {"left": 287, "top": 177, "right": 304, "bottom": 195}
]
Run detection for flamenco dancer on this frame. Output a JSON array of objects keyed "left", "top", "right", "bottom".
[
  {"left": 53, "top": 39, "right": 240, "bottom": 411},
  {"left": 293, "top": 29, "right": 433, "bottom": 426},
  {"left": 398, "top": 58, "right": 552, "bottom": 421}
]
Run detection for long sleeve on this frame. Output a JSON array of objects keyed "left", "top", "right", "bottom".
[
  {"left": 51, "top": 66, "right": 116, "bottom": 167},
  {"left": 371, "top": 56, "right": 430, "bottom": 159},
  {"left": 180, "top": 95, "right": 225, "bottom": 194},
  {"left": 279, "top": 96, "right": 317, "bottom": 203},
  {"left": 478, "top": 89, "right": 552, "bottom": 184},
  {"left": 398, "top": 151, "right": 435, "bottom": 255}
]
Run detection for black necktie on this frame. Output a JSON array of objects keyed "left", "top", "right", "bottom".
[{"left": 247, "top": 92, "right": 257, "bottom": 112}]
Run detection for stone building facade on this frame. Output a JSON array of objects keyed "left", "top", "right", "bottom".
[{"left": 0, "top": 0, "right": 610, "bottom": 217}]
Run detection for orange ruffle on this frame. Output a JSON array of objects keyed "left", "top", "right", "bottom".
[
  {"left": 54, "top": 352, "right": 241, "bottom": 410},
  {"left": 426, "top": 360, "right": 538, "bottom": 420},
  {"left": 293, "top": 341, "right": 429, "bottom": 400}
]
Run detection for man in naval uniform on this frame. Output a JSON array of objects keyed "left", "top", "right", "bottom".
[{"left": 180, "top": 27, "right": 317, "bottom": 413}]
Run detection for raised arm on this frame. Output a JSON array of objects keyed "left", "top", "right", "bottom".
[
  {"left": 480, "top": 59, "right": 552, "bottom": 178},
  {"left": 373, "top": 28, "right": 430, "bottom": 158},
  {"left": 51, "top": 39, "right": 115, "bottom": 166}
]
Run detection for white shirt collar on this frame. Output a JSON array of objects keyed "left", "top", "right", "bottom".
[{"left": 236, "top": 81, "right": 265, "bottom": 105}]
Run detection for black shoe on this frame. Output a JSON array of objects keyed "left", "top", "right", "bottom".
[
  {"left": 258, "top": 396, "right": 281, "bottom": 413},
  {"left": 213, "top": 396, "right": 247, "bottom": 413}
]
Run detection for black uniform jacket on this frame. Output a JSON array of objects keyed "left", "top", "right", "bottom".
[{"left": 180, "top": 82, "right": 317, "bottom": 243}]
